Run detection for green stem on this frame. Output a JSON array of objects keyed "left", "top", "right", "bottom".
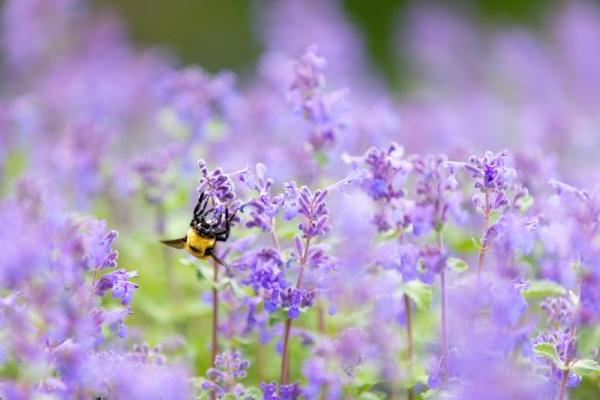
[
  {"left": 210, "top": 260, "right": 219, "bottom": 400},
  {"left": 279, "top": 238, "right": 312, "bottom": 387},
  {"left": 403, "top": 293, "right": 414, "bottom": 400}
]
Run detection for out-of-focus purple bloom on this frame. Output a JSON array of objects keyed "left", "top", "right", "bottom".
[
  {"left": 201, "top": 350, "right": 250, "bottom": 398},
  {"left": 81, "top": 219, "right": 119, "bottom": 271},
  {"left": 490, "top": 280, "right": 527, "bottom": 327},
  {"left": 346, "top": 142, "right": 411, "bottom": 203},
  {"left": 286, "top": 47, "right": 347, "bottom": 151},
  {"left": 541, "top": 295, "right": 576, "bottom": 327},
  {"left": 2, "top": 0, "right": 80, "bottom": 70},
  {"left": 409, "top": 153, "right": 461, "bottom": 235},
  {"left": 158, "top": 67, "right": 235, "bottom": 136},
  {"left": 131, "top": 144, "right": 183, "bottom": 204},
  {"left": 381, "top": 243, "right": 447, "bottom": 283},
  {"left": 260, "top": 381, "right": 302, "bottom": 400},
  {"left": 533, "top": 329, "right": 581, "bottom": 388},
  {"left": 579, "top": 272, "right": 600, "bottom": 324},
  {"left": 95, "top": 269, "right": 139, "bottom": 305}
]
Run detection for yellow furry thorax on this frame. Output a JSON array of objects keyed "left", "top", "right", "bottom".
[{"left": 185, "top": 227, "right": 216, "bottom": 259}]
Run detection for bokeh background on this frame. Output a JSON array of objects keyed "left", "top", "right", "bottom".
[
  {"left": 2, "top": 0, "right": 600, "bottom": 398},
  {"left": 92, "top": 0, "right": 564, "bottom": 87}
]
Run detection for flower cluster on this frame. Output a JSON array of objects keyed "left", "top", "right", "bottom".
[
  {"left": 2, "top": 0, "right": 600, "bottom": 399},
  {"left": 409, "top": 153, "right": 461, "bottom": 235},
  {"left": 260, "top": 381, "right": 302, "bottom": 400},
  {"left": 158, "top": 67, "right": 235, "bottom": 136},
  {"left": 287, "top": 47, "right": 346, "bottom": 151},
  {"left": 201, "top": 350, "right": 250, "bottom": 397}
]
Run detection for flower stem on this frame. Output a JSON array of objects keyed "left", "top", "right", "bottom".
[
  {"left": 437, "top": 231, "right": 449, "bottom": 374},
  {"left": 477, "top": 190, "right": 490, "bottom": 278},
  {"left": 403, "top": 293, "right": 414, "bottom": 400},
  {"left": 279, "top": 237, "right": 312, "bottom": 387},
  {"left": 210, "top": 260, "right": 219, "bottom": 400},
  {"left": 557, "top": 368, "right": 569, "bottom": 400}
]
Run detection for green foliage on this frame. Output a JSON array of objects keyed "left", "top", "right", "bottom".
[
  {"left": 572, "top": 359, "right": 600, "bottom": 376},
  {"left": 522, "top": 280, "right": 567, "bottom": 299},
  {"left": 404, "top": 280, "right": 432, "bottom": 311},
  {"left": 534, "top": 342, "right": 566, "bottom": 370},
  {"left": 447, "top": 257, "right": 469, "bottom": 273}
]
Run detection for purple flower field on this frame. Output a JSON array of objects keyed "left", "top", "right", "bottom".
[{"left": 1, "top": 1, "right": 600, "bottom": 399}]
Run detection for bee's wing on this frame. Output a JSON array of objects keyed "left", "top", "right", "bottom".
[{"left": 160, "top": 237, "right": 187, "bottom": 249}]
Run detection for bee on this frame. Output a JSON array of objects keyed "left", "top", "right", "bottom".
[{"left": 161, "top": 192, "right": 234, "bottom": 266}]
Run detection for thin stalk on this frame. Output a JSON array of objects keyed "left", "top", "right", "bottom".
[
  {"left": 403, "top": 293, "right": 414, "bottom": 400},
  {"left": 557, "top": 368, "right": 569, "bottom": 400},
  {"left": 316, "top": 302, "right": 326, "bottom": 335},
  {"left": 437, "top": 231, "right": 448, "bottom": 372},
  {"left": 210, "top": 260, "right": 219, "bottom": 400},
  {"left": 477, "top": 190, "right": 490, "bottom": 278},
  {"left": 279, "top": 237, "right": 312, "bottom": 387}
]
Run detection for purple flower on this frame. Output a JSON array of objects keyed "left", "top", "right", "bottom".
[
  {"left": 409, "top": 153, "right": 461, "bottom": 235},
  {"left": 95, "top": 269, "right": 139, "bottom": 305},
  {"left": 347, "top": 142, "right": 411, "bottom": 202},
  {"left": 533, "top": 329, "right": 581, "bottom": 388},
  {"left": 81, "top": 219, "right": 119, "bottom": 271},
  {"left": 541, "top": 295, "right": 576, "bottom": 327},
  {"left": 197, "top": 159, "right": 237, "bottom": 204},
  {"left": 260, "top": 381, "right": 302, "bottom": 400},
  {"left": 158, "top": 67, "right": 235, "bottom": 136},
  {"left": 240, "top": 163, "right": 282, "bottom": 232},
  {"left": 202, "top": 350, "right": 250, "bottom": 397},
  {"left": 131, "top": 144, "right": 183, "bottom": 204},
  {"left": 296, "top": 186, "right": 330, "bottom": 239},
  {"left": 463, "top": 151, "right": 520, "bottom": 213},
  {"left": 383, "top": 243, "right": 447, "bottom": 283},
  {"left": 286, "top": 47, "right": 347, "bottom": 151}
]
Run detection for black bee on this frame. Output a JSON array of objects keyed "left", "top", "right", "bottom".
[{"left": 161, "top": 192, "right": 234, "bottom": 266}]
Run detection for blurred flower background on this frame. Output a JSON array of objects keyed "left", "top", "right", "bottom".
[{"left": 1, "top": 0, "right": 600, "bottom": 399}]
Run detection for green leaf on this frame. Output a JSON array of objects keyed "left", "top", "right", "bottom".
[
  {"left": 404, "top": 280, "right": 432, "bottom": 311},
  {"left": 357, "top": 393, "right": 385, "bottom": 400},
  {"left": 571, "top": 359, "right": 600, "bottom": 376},
  {"left": 268, "top": 309, "right": 288, "bottom": 326},
  {"left": 375, "top": 230, "right": 400, "bottom": 243},
  {"left": 447, "top": 257, "right": 469, "bottom": 272},
  {"left": 517, "top": 194, "right": 534, "bottom": 212},
  {"left": 226, "top": 278, "right": 248, "bottom": 299},
  {"left": 523, "top": 280, "right": 567, "bottom": 299},
  {"left": 534, "top": 342, "right": 566, "bottom": 370},
  {"left": 471, "top": 236, "right": 483, "bottom": 251}
]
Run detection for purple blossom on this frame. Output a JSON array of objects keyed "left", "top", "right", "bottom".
[
  {"left": 95, "top": 269, "right": 139, "bottom": 305},
  {"left": 198, "top": 159, "right": 237, "bottom": 204},
  {"left": 287, "top": 47, "right": 347, "bottom": 151},
  {"left": 240, "top": 163, "right": 282, "bottom": 232},
  {"left": 541, "top": 295, "right": 576, "bottom": 327},
  {"left": 409, "top": 153, "right": 461, "bottom": 234},
  {"left": 260, "top": 381, "right": 302, "bottom": 400},
  {"left": 383, "top": 243, "right": 447, "bottom": 283},
  {"left": 347, "top": 142, "right": 411, "bottom": 202},
  {"left": 296, "top": 186, "right": 330, "bottom": 239},
  {"left": 534, "top": 329, "right": 581, "bottom": 388},
  {"left": 158, "top": 67, "right": 235, "bottom": 136},
  {"left": 463, "top": 151, "right": 516, "bottom": 209},
  {"left": 201, "top": 350, "right": 250, "bottom": 397},
  {"left": 81, "top": 219, "right": 119, "bottom": 271}
]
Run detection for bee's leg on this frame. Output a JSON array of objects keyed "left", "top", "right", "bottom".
[
  {"left": 194, "top": 192, "right": 209, "bottom": 218},
  {"left": 205, "top": 247, "right": 229, "bottom": 268}
]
